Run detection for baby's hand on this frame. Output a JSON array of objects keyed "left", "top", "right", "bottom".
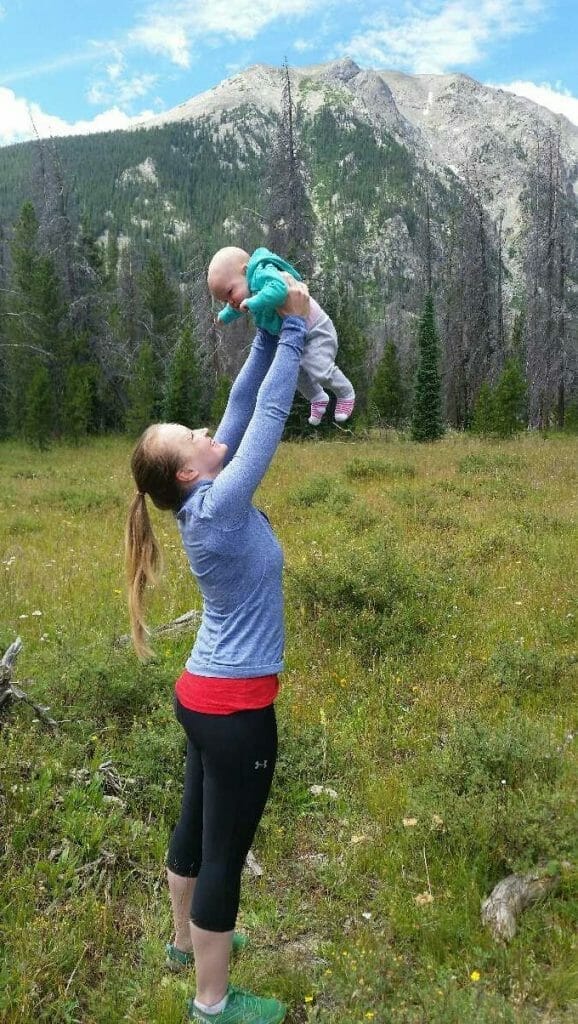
[{"left": 239, "top": 299, "right": 249, "bottom": 311}]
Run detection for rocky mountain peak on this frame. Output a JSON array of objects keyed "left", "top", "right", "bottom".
[
  {"left": 321, "top": 57, "right": 361, "bottom": 83},
  {"left": 142, "top": 60, "right": 578, "bottom": 243}
]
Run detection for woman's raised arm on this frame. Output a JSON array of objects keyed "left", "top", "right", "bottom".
[
  {"left": 214, "top": 329, "right": 277, "bottom": 465},
  {"left": 207, "top": 281, "right": 310, "bottom": 522}
]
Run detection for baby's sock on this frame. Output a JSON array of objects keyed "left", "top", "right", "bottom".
[
  {"left": 334, "top": 395, "right": 356, "bottom": 423},
  {"left": 308, "top": 390, "right": 329, "bottom": 426}
]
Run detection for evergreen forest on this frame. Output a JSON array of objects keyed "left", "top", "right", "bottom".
[{"left": 0, "top": 75, "right": 577, "bottom": 444}]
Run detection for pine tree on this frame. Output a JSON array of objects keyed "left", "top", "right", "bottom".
[
  {"left": 78, "top": 220, "right": 104, "bottom": 274},
  {"left": 210, "top": 375, "right": 231, "bottom": 425},
  {"left": 106, "top": 227, "right": 119, "bottom": 286},
  {"left": 411, "top": 293, "right": 445, "bottom": 442},
  {"left": 6, "top": 201, "right": 65, "bottom": 439},
  {"left": 24, "top": 364, "right": 55, "bottom": 448},
  {"left": 511, "top": 311, "right": 525, "bottom": 363},
  {"left": 126, "top": 340, "right": 161, "bottom": 435},
  {"left": 370, "top": 340, "right": 405, "bottom": 425},
  {"left": 493, "top": 358, "right": 527, "bottom": 436},
  {"left": 323, "top": 284, "right": 369, "bottom": 417},
  {"left": 563, "top": 399, "right": 578, "bottom": 433},
  {"left": 11, "top": 201, "right": 38, "bottom": 292},
  {"left": 62, "top": 336, "right": 95, "bottom": 442},
  {"left": 471, "top": 379, "right": 496, "bottom": 435},
  {"left": 163, "top": 323, "right": 203, "bottom": 426},
  {"left": 140, "top": 249, "right": 178, "bottom": 345}
]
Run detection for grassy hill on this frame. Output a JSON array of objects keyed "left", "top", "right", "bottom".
[{"left": 1, "top": 432, "right": 577, "bottom": 1023}]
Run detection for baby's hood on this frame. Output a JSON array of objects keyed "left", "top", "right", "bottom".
[{"left": 246, "top": 247, "right": 302, "bottom": 288}]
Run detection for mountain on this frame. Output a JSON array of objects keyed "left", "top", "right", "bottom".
[
  {"left": 0, "top": 58, "right": 576, "bottom": 429},
  {"left": 0, "top": 59, "right": 576, "bottom": 260},
  {"left": 145, "top": 57, "right": 578, "bottom": 241}
]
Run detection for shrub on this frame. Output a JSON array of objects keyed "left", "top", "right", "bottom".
[
  {"left": 288, "top": 474, "right": 352, "bottom": 508},
  {"left": 493, "top": 358, "right": 528, "bottom": 436},
  {"left": 344, "top": 458, "right": 415, "bottom": 481},
  {"left": 563, "top": 399, "right": 578, "bottom": 433},
  {"left": 435, "top": 716, "right": 561, "bottom": 795},
  {"left": 489, "top": 643, "right": 568, "bottom": 696},
  {"left": 288, "top": 542, "right": 433, "bottom": 662},
  {"left": 458, "top": 453, "right": 524, "bottom": 475},
  {"left": 471, "top": 379, "right": 497, "bottom": 436}
]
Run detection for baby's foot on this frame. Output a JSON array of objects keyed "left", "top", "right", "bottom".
[
  {"left": 308, "top": 399, "right": 329, "bottom": 426},
  {"left": 334, "top": 397, "right": 355, "bottom": 423}
]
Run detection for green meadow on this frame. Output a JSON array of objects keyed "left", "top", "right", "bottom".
[{"left": 1, "top": 432, "right": 576, "bottom": 1024}]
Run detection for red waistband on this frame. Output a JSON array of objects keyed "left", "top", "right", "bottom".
[{"left": 175, "top": 669, "right": 279, "bottom": 715}]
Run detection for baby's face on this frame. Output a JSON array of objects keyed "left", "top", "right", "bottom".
[{"left": 211, "top": 268, "right": 250, "bottom": 309}]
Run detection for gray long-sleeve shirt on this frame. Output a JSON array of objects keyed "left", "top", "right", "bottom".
[{"left": 175, "top": 316, "right": 306, "bottom": 678}]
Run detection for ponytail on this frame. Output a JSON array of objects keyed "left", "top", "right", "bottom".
[
  {"left": 125, "top": 491, "right": 162, "bottom": 659},
  {"left": 125, "top": 424, "right": 189, "bottom": 658}
]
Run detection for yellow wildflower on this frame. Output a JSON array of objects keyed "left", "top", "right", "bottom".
[{"left": 470, "top": 970, "right": 481, "bottom": 982}]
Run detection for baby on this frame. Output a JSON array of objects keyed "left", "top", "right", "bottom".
[{"left": 208, "top": 246, "right": 355, "bottom": 425}]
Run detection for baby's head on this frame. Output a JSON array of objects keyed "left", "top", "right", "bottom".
[{"left": 208, "top": 246, "right": 250, "bottom": 309}]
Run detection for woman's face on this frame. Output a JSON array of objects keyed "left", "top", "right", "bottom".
[{"left": 155, "top": 423, "right": 228, "bottom": 483}]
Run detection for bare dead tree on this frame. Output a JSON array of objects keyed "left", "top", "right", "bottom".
[
  {"left": 520, "top": 126, "right": 576, "bottom": 428},
  {"left": 440, "top": 160, "right": 500, "bottom": 427},
  {"left": 0, "top": 638, "right": 58, "bottom": 730},
  {"left": 31, "top": 123, "right": 76, "bottom": 305},
  {"left": 496, "top": 209, "right": 506, "bottom": 362},
  {"left": 265, "top": 59, "right": 315, "bottom": 277}
]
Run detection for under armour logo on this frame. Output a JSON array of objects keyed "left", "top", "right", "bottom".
[{"left": 254, "top": 760, "right": 268, "bottom": 770}]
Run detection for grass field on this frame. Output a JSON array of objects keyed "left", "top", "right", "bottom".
[{"left": 0, "top": 431, "right": 576, "bottom": 1024}]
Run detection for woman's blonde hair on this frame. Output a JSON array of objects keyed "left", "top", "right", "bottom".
[{"left": 125, "top": 425, "right": 186, "bottom": 659}]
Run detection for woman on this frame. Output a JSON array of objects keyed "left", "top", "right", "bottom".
[{"left": 125, "top": 279, "right": 310, "bottom": 1024}]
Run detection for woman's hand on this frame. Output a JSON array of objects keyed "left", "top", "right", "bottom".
[{"left": 277, "top": 273, "right": 310, "bottom": 320}]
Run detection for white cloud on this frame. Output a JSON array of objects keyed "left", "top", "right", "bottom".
[
  {"left": 129, "top": 18, "right": 191, "bottom": 68},
  {"left": 87, "top": 72, "right": 158, "bottom": 107},
  {"left": 294, "top": 38, "right": 316, "bottom": 52},
  {"left": 0, "top": 86, "right": 154, "bottom": 146},
  {"left": 1, "top": 48, "right": 102, "bottom": 86},
  {"left": 106, "top": 60, "right": 125, "bottom": 82},
  {"left": 491, "top": 80, "right": 578, "bottom": 128},
  {"left": 336, "top": 0, "right": 546, "bottom": 75},
  {"left": 104, "top": 46, "right": 125, "bottom": 83},
  {"left": 128, "top": 0, "right": 324, "bottom": 68},
  {"left": 225, "top": 55, "right": 253, "bottom": 75},
  {"left": 197, "top": 0, "right": 320, "bottom": 38}
]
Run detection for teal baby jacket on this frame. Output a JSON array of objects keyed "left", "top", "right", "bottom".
[{"left": 217, "top": 247, "right": 302, "bottom": 336}]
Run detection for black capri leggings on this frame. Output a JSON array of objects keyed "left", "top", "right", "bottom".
[{"left": 167, "top": 698, "right": 278, "bottom": 931}]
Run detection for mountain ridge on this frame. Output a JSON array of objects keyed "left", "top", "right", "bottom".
[{"left": 141, "top": 57, "right": 578, "bottom": 239}]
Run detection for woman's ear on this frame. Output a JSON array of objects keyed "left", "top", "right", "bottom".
[{"left": 176, "top": 466, "right": 200, "bottom": 485}]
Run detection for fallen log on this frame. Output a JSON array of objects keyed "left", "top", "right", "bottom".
[
  {"left": 0, "top": 637, "right": 58, "bottom": 730},
  {"left": 481, "top": 865, "right": 564, "bottom": 941},
  {"left": 114, "top": 609, "right": 201, "bottom": 648}
]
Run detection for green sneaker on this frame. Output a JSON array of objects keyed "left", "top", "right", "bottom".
[
  {"left": 166, "top": 934, "right": 249, "bottom": 972},
  {"left": 187, "top": 984, "right": 286, "bottom": 1023}
]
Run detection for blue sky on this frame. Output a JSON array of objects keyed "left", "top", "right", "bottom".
[{"left": 0, "top": 0, "right": 576, "bottom": 145}]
